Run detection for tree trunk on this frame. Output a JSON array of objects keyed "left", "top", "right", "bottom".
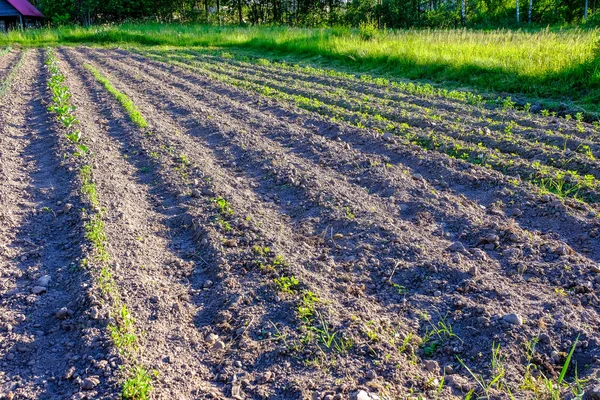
[
  {"left": 516, "top": 0, "right": 520, "bottom": 22},
  {"left": 238, "top": 0, "right": 243, "bottom": 23},
  {"left": 584, "top": 0, "right": 589, "bottom": 20},
  {"left": 528, "top": 0, "right": 532, "bottom": 22},
  {"left": 461, "top": 0, "right": 466, "bottom": 26}
]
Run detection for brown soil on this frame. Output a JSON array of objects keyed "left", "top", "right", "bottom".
[
  {"left": 0, "top": 50, "right": 118, "bottom": 399},
  {"left": 1, "top": 46, "right": 599, "bottom": 400}
]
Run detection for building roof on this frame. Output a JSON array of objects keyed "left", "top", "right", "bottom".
[{"left": 5, "top": 0, "right": 43, "bottom": 17}]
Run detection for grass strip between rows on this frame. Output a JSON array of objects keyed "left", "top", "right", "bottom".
[
  {"left": 0, "top": 50, "right": 27, "bottom": 97},
  {"left": 84, "top": 63, "right": 148, "bottom": 128},
  {"left": 45, "top": 48, "right": 152, "bottom": 400}
]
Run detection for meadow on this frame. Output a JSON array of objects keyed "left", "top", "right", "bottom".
[{"left": 1, "top": 23, "right": 599, "bottom": 114}]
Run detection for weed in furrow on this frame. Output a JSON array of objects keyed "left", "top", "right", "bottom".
[
  {"left": 75, "top": 48, "right": 600, "bottom": 400},
  {"left": 140, "top": 50, "right": 600, "bottom": 207},
  {"left": 0, "top": 50, "right": 26, "bottom": 97},
  {"left": 90, "top": 48, "right": 600, "bottom": 264},
  {"left": 0, "top": 46, "right": 12, "bottom": 57},
  {"left": 45, "top": 48, "right": 152, "bottom": 400}
]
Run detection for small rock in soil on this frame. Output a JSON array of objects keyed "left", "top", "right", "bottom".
[
  {"left": 502, "top": 313, "right": 523, "bottom": 326},
  {"left": 90, "top": 307, "right": 100, "bottom": 320},
  {"left": 36, "top": 275, "right": 51, "bottom": 287},
  {"left": 56, "top": 307, "right": 70, "bottom": 320},
  {"left": 424, "top": 360, "right": 439, "bottom": 373},
  {"left": 478, "top": 234, "right": 499, "bottom": 244},
  {"left": 81, "top": 376, "right": 99, "bottom": 390},
  {"left": 212, "top": 340, "right": 226, "bottom": 352},
  {"left": 205, "top": 332, "right": 219, "bottom": 343},
  {"left": 32, "top": 286, "right": 47, "bottom": 295},
  {"left": 554, "top": 244, "right": 572, "bottom": 256},
  {"left": 582, "top": 385, "right": 600, "bottom": 400},
  {"left": 65, "top": 366, "right": 76, "bottom": 380},
  {"left": 448, "top": 242, "right": 465, "bottom": 252},
  {"left": 366, "top": 370, "right": 376, "bottom": 380},
  {"left": 351, "top": 390, "right": 372, "bottom": 400}
]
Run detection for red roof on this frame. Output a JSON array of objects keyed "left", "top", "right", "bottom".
[{"left": 6, "top": 0, "right": 44, "bottom": 17}]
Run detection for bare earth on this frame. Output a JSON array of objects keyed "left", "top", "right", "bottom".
[{"left": 0, "top": 46, "right": 599, "bottom": 400}]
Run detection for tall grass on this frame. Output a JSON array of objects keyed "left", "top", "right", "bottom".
[{"left": 2, "top": 23, "right": 599, "bottom": 110}]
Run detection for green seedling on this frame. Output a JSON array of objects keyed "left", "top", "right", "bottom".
[
  {"left": 122, "top": 366, "right": 153, "bottom": 400},
  {"left": 274, "top": 276, "right": 299, "bottom": 293}
]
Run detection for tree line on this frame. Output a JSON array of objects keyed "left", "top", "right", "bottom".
[{"left": 31, "top": 0, "right": 598, "bottom": 28}]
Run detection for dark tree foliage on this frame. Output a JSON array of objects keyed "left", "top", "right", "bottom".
[{"left": 36, "top": 0, "right": 597, "bottom": 27}]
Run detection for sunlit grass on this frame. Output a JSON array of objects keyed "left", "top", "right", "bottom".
[{"left": 2, "top": 24, "right": 599, "bottom": 110}]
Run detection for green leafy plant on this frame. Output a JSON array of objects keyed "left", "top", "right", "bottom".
[
  {"left": 274, "top": 276, "right": 299, "bottom": 293},
  {"left": 122, "top": 366, "right": 153, "bottom": 400}
]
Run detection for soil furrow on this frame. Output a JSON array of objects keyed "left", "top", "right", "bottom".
[
  {"left": 57, "top": 50, "right": 229, "bottom": 399},
  {"left": 70, "top": 47, "right": 600, "bottom": 397},
  {"left": 90, "top": 48, "right": 600, "bottom": 264},
  {"left": 0, "top": 50, "right": 116, "bottom": 399}
]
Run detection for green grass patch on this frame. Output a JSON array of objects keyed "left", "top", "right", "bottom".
[
  {"left": 3, "top": 24, "right": 600, "bottom": 113},
  {"left": 84, "top": 62, "right": 148, "bottom": 128}
]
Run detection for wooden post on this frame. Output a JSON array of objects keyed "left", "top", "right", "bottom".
[{"left": 19, "top": 14, "right": 23, "bottom": 31}]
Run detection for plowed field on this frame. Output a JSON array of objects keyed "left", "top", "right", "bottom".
[{"left": 1, "top": 46, "right": 599, "bottom": 400}]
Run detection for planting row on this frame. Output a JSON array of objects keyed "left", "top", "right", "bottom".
[
  {"left": 136, "top": 49, "right": 600, "bottom": 207},
  {"left": 45, "top": 49, "right": 153, "bottom": 399},
  {"left": 0, "top": 49, "right": 26, "bottom": 96}
]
